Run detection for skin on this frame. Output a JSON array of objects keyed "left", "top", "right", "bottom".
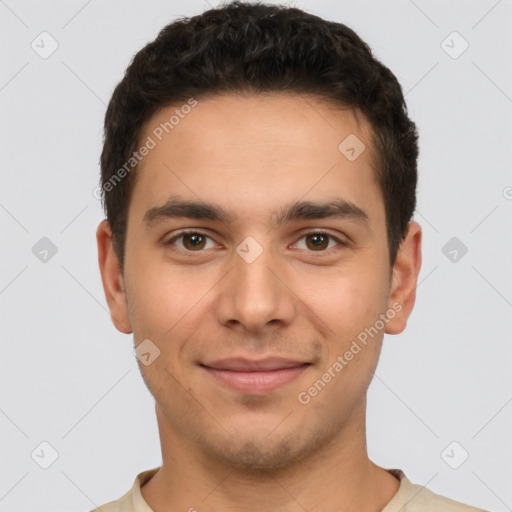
[{"left": 97, "top": 92, "right": 422, "bottom": 511}]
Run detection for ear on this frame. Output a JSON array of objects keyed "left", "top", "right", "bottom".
[
  {"left": 385, "top": 221, "right": 422, "bottom": 335},
  {"left": 96, "top": 219, "right": 132, "bottom": 334}
]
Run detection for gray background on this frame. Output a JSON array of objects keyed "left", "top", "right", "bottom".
[{"left": 1, "top": 0, "right": 511, "bottom": 510}]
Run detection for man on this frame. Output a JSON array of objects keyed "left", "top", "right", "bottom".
[{"left": 93, "top": 1, "right": 487, "bottom": 510}]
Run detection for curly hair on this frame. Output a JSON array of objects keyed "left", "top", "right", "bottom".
[{"left": 100, "top": 0, "right": 418, "bottom": 270}]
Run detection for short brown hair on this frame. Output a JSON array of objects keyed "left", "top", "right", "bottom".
[{"left": 100, "top": 0, "right": 418, "bottom": 270}]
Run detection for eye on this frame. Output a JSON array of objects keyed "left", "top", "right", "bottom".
[
  {"left": 293, "top": 231, "right": 345, "bottom": 252},
  {"left": 165, "top": 229, "right": 347, "bottom": 254},
  {"left": 166, "top": 230, "right": 217, "bottom": 251}
]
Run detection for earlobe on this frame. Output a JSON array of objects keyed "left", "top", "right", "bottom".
[
  {"left": 96, "top": 220, "right": 133, "bottom": 334},
  {"left": 385, "top": 221, "right": 422, "bottom": 335}
]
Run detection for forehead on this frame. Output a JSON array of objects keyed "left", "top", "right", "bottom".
[{"left": 129, "top": 92, "right": 383, "bottom": 228}]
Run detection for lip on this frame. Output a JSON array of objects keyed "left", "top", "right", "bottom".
[{"left": 200, "top": 357, "right": 311, "bottom": 394}]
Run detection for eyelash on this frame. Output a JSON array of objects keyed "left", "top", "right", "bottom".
[{"left": 165, "top": 229, "right": 347, "bottom": 255}]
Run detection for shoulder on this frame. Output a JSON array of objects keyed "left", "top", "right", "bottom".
[
  {"left": 89, "top": 489, "right": 134, "bottom": 512},
  {"left": 406, "top": 485, "right": 489, "bottom": 511},
  {"left": 88, "top": 467, "right": 160, "bottom": 512},
  {"left": 383, "top": 469, "right": 490, "bottom": 512}
]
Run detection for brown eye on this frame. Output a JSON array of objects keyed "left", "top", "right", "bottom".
[
  {"left": 166, "top": 231, "right": 216, "bottom": 252},
  {"left": 293, "top": 231, "right": 345, "bottom": 253},
  {"left": 182, "top": 233, "right": 207, "bottom": 250},
  {"left": 305, "top": 233, "right": 330, "bottom": 251}
]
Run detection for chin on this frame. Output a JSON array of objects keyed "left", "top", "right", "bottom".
[
  {"left": 210, "top": 439, "right": 304, "bottom": 471},
  {"left": 197, "top": 423, "right": 320, "bottom": 472}
]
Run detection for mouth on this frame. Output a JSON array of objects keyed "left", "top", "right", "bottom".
[{"left": 200, "top": 357, "right": 312, "bottom": 394}]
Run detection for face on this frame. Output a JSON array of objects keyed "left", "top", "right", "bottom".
[{"left": 97, "top": 92, "right": 421, "bottom": 470}]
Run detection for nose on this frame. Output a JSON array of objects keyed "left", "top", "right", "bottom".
[{"left": 214, "top": 240, "right": 296, "bottom": 333}]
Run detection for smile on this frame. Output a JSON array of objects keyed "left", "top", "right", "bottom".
[{"left": 200, "top": 358, "right": 311, "bottom": 394}]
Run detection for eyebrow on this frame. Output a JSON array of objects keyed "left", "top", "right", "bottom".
[{"left": 142, "top": 196, "right": 369, "bottom": 228}]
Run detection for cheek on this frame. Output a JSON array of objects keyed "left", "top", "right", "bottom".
[
  {"left": 129, "top": 256, "right": 200, "bottom": 327},
  {"left": 296, "top": 263, "right": 387, "bottom": 337},
  {"left": 127, "top": 262, "right": 221, "bottom": 375}
]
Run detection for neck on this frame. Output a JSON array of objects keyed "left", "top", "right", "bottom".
[{"left": 141, "top": 400, "right": 400, "bottom": 511}]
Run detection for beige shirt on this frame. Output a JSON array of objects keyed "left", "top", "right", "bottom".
[{"left": 91, "top": 467, "right": 489, "bottom": 511}]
